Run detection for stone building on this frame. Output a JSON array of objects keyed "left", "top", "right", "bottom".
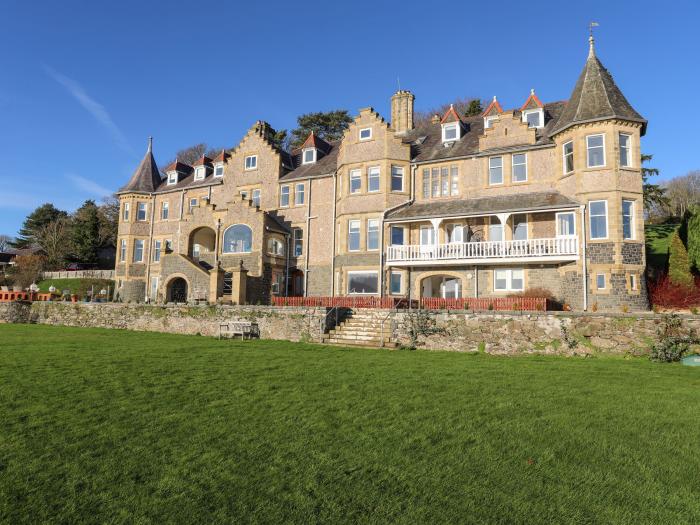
[{"left": 115, "top": 37, "right": 648, "bottom": 311}]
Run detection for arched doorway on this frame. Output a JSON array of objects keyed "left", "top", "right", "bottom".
[
  {"left": 420, "top": 274, "right": 462, "bottom": 299},
  {"left": 188, "top": 227, "right": 216, "bottom": 261},
  {"left": 168, "top": 278, "right": 188, "bottom": 303}
]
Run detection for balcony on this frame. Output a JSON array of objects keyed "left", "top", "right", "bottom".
[{"left": 386, "top": 236, "right": 579, "bottom": 266}]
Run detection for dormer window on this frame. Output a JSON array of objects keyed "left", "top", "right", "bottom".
[
  {"left": 522, "top": 108, "right": 544, "bottom": 128},
  {"left": 484, "top": 116, "right": 498, "bottom": 129},
  {"left": 214, "top": 163, "right": 224, "bottom": 177},
  {"left": 167, "top": 171, "right": 178, "bottom": 185},
  {"left": 302, "top": 148, "right": 316, "bottom": 165},
  {"left": 442, "top": 123, "right": 460, "bottom": 143},
  {"left": 194, "top": 167, "right": 205, "bottom": 181},
  {"left": 359, "top": 127, "right": 372, "bottom": 141}
]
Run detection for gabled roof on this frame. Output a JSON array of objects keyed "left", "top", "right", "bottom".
[
  {"left": 550, "top": 38, "right": 646, "bottom": 136},
  {"left": 482, "top": 97, "right": 504, "bottom": 117},
  {"left": 211, "top": 150, "right": 229, "bottom": 163},
  {"left": 281, "top": 140, "right": 340, "bottom": 181},
  {"left": 520, "top": 89, "right": 544, "bottom": 111},
  {"left": 118, "top": 138, "right": 163, "bottom": 194},
  {"left": 163, "top": 159, "right": 192, "bottom": 173},
  {"left": 300, "top": 131, "right": 331, "bottom": 153},
  {"left": 440, "top": 104, "right": 461, "bottom": 124},
  {"left": 192, "top": 155, "right": 213, "bottom": 167}
]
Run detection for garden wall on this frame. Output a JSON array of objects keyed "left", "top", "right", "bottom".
[{"left": 1, "top": 302, "right": 699, "bottom": 356}]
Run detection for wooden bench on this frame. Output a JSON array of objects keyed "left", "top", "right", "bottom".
[{"left": 219, "top": 321, "right": 259, "bottom": 340}]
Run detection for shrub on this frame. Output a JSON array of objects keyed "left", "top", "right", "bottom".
[
  {"left": 648, "top": 274, "right": 700, "bottom": 309},
  {"left": 508, "top": 287, "right": 555, "bottom": 300},
  {"left": 650, "top": 314, "right": 698, "bottom": 362},
  {"left": 7, "top": 255, "right": 45, "bottom": 289},
  {"left": 403, "top": 310, "right": 444, "bottom": 350},
  {"left": 684, "top": 207, "right": 700, "bottom": 271},
  {"left": 668, "top": 231, "right": 694, "bottom": 289}
]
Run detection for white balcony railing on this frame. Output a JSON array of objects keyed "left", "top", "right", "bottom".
[{"left": 386, "top": 236, "right": 579, "bottom": 265}]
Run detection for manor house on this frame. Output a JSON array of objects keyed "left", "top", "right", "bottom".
[{"left": 115, "top": 37, "right": 648, "bottom": 311}]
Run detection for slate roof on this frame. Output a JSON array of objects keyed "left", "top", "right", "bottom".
[
  {"left": 280, "top": 140, "right": 340, "bottom": 181},
  {"left": 403, "top": 101, "right": 566, "bottom": 164},
  {"left": 264, "top": 212, "right": 291, "bottom": 234},
  {"left": 153, "top": 169, "right": 222, "bottom": 194},
  {"left": 118, "top": 139, "right": 163, "bottom": 194},
  {"left": 550, "top": 42, "right": 646, "bottom": 136},
  {"left": 386, "top": 191, "right": 580, "bottom": 221}
]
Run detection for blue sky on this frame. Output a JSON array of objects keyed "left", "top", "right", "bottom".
[{"left": 1, "top": 0, "right": 698, "bottom": 237}]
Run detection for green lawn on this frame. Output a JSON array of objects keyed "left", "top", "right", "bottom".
[
  {"left": 645, "top": 223, "right": 680, "bottom": 272},
  {"left": 36, "top": 278, "right": 114, "bottom": 295},
  {"left": 1, "top": 325, "right": 700, "bottom": 524}
]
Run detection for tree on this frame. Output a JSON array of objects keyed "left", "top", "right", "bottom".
[
  {"left": 98, "top": 195, "right": 119, "bottom": 249},
  {"left": 663, "top": 170, "right": 700, "bottom": 219},
  {"left": 668, "top": 231, "right": 694, "bottom": 289},
  {"left": 71, "top": 200, "right": 102, "bottom": 264},
  {"left": 414, "top": 97, "right": 483, "bottom": 126},
  {"left": 8, "top": 254, "right": 45, "bottom": 289},
  {"left": 36, "top": 218, "right": 71, "bottom": 270},
  {"left": 0, "top": 234, "right": 13, "bottom": 252},
  {"left": 269, "top": 128, "right": 289, "bottom": 151},
  {"left": 641, "top": 154, "right": 668, "bottom": 213},
  {"left": 464, "top": 99, "right": 484, "bottom": 117},
  {"left": 12, "top": 203, "right": 68, "bottom": 248},
  {"left": 161, "top": 143, "right": 222, "bottom": 169},
  {"left": 289, "top": 110, "right": 353, "bottom": 148},
  {"left": 682, "top": 206, "right": 700, "bottom": 272}
]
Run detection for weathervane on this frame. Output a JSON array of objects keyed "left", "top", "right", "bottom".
[
  {"left": 588, "top": 21, "right": 599, "bottom": 56},
  {"left": 589, "top": 21, "right": 599, "bottom": 38}
]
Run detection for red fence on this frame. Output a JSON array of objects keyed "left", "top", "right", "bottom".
[
  {"left": 0, "top": 292, "right": 56, "bottom": 302},
  {"left": 272, "top": 296, "right": 547, "bottom": 311}
]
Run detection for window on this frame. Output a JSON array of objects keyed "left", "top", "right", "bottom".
[
  {"left": 513, "top": 214, "right": 528, "bottom": 241},
  {"left": 446, "top": 224, "right": 464, "bottom": 243},
  {"left": 563, "top": 141, "right": 574, "bottom": 174},
  {"left": 161, "top": 202, "right": 169, "bottom": 220},
  {"left": 194, "top": 167, "right": 205, "bottom": 181},
  {"left": 167, "top": 172, "right": 177, "bottom": 185},
  {"left": 420, "top": 225, "right": 434, "bottom": 245},
  {"left": 422, "top": 168, "right": 430, "bottom": 198},
  {"left": 122, "top": 202, "right": 130, "bottom": 221},
  {"left": 629, "top": 274, "right": 638, "bottom": 291},
  {"left": 556, "top": 212, "right": 576, "bottom": 237},
  {"left": 222, "top": 224, "right": 252, "bottom": 253},
  {"left": 489, "top": 218, "right": 503, "bottom": 241},
  {"left": 150, "top": 277, "right": 158, "bottom": 301},
  {"left": 347, "top": 271, "right": 378, "bottom": 294},
  {"left": 619, "top": 133, "right": 631, "bottom": 167},
  {"left": 240, "top": 190, "right": 248, "bottom": 201},
  {"left": 484, "top": 116, "right": 498, "bottom": 129},
  {"left": 293, "top": 228, "right": 303, "bottom": 257},
  {"left": 589, "top": 200, "right": 608, "bottom": 239},
  {"left": 295, "top": 183, "right": 305, "bottom": 205},
  {"left": 442, "top": 123, "right": 459, "bottom": 142},
  {"left": 223, "top": 272, "right": 233, "bottom": 295},
  {"left": 450, "top": 166, "right": 459, "bottom": 196},
  {"left": 489, "top": 157, "right": 503, "bottom": 185},
  {"left": 390, "top": 272, "right": 402, "bottom": 295},
  {"left": 367, "top": 219, "right": 379, "bottom": 250},
  {"left": 368, "top": 167, "right": 380, "bottom": 192},
  {"left": 348, "top": 220, "right": 360, "bottom": 251},
  {"left": 189, "top": 198, "right": 197, "bottom": 212},
  {"left": 391, "top": 166, "right": 404, "bottom": 192},
  {"left": 271, "top": 273, "right": 284, "bottom": 295},
  {"left": 280, "top": 185, "right": 290, "bottom": 207},
  {"left": 136, "top": 202, "right": 147, "bottom": 221},
  {"left": 164, "top": 240, "right": 172, "bottom": 253},
  {"left": 512, "top": 153, "right": 527, "bottom": 183},
  {"left": 523, "top": 109, "right": 543, "bottom": 128},
  {"left": 268, "top": 238, "right": 285, "bottom": 256},
  {"left": 359, "top": 127, "right": 372, "bottom": 141},
  {"left": 390, "top": 226, "right": 404, "bottom": 246},
  {"left": 119, "top": 239, "right": 127, "bottom": 262},
  {"left": 494, "top": 269, "right": 524, "bottom": 291},
  {"left": 350, "top": 170, "right": 361, "bottom": 194},
  {"left": 133, "top": 239, "right": 144, "bottom": 263},
  {"left": 152, "top": 240, "right": 162, "bottom": 262},
  {"left": 596, "top": 273, "right": 606, "bottom": 290},
  {"left": 622, "top": 199, "right": 634, "bottom": 240},
  {"left": 244, "top": 155, "right": 257, "bottom": 170},
  {"left": 302, "top": 148, "right": 316, "bottom": 164},
  {"left": 252, "top": 189, "right": 261, "bottom": 207},
  {"left": 431, "top": 167, "right": 439, "bottom": 197},
  {"left": 441, "top": 167, "right": 449, "bottom": 196},
  {"left": 214, "top": 164, "right": 224, "bottom": 177},
  {"left": 586, "top": 134, "right": 605, "bottom": 168}
]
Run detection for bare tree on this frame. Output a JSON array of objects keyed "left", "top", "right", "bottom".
[
  {"left": 161, "top": 143, "right": 222, "bottom": 169},
  {"left": 0, "top": 234, "right": 13, "bottom": 252},
  {"left": 414, "top": 97, "right": 483, "bottom": 126},
  {"left": 662, "top": 170, "right": 700, "bottom": 219},
  {"left": 98, "top": 195, "right": 120, "bottom": 248},
  {"left": 36, "top": 219, "right": 71, "bottom": 270}
]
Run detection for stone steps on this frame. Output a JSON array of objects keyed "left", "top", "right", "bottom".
[{"left": 321, "top": 309, "right": 399, "bottom": 348}]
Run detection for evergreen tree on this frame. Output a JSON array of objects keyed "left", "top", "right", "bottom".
[
  {"left": 289, "top": 110, "right": 353, "bottom": 148},
  {"left": 641, "top": 154, "right": 668, "bottom": 212},
  {"left": 12, "top": 203, "right": 68, "bottom": 248},
  {"left": 682, "top": 206, "right": 700, "bottom": 271},
  {"left": 71, "top": 200, "right": 101, "bottom": 263},
  {"left": 668, "top": 230, "right": 694, "bottom": 288},
  {"left": 464, "top": 99, "right": 484, "bottom": 117}
]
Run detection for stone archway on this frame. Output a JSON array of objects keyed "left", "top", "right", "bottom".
[
  {"left": 167, "top": 277, "right": 188, "bottom": 303},
  {"left": 416, "top": 272, "right": 465, "bottom": 299},
  {"left": 188, "top": 226, "right": 217, "bottom": 262}
]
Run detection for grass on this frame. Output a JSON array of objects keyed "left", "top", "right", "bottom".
[
  {"left": 1, "top": 325, "right": 700, "bottom": 524},
  {"left": 36, "top": 278, "right": 114, "bottom": 294},
  {"left": 645, "top": 223, "right": 680, "bottom": 272}
]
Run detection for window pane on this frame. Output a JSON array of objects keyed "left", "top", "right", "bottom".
[
  {"left": 304, "top": 149, "right": 314, "bottom": 163},
  {"left": 420, "top": 227, "right": 433, "bottom": 245},
  {"left": 222, "top": 225, "right": 252, "bottom": 253},
  {"left": 587, "top": 135, "right": 605, "bottom": 167},
  {"left": 494, "top": 270, "right": 507, "bottom": 290},
  {"left": 443, "top": 124, "right": 457, "bottom": 140},
  {"left": 489, "top": 220, "right": 503, "bottom": 241},
  {"left": 350, "top": 171, "right": 361, "bottom": 193},
  {"left": 367, "top": 219, "right": 379, "bottom": 250},
  {"left": 422, "top": 169, "right": 429, "bottom": 198},
  {"left": 622, "top": 200, "right": 633, "bottom": 239},
  {"left": 526, "top": 111, "right": 541, "bottom": 127},
  {"left": 441, "top": 167, "right": 449, "bottom": 196},
  {"left": 295, "top": 184, "right": 305, "bottom": 205},
  {"left": 620, "top": 134, "right": 630, "bottom": 167},
  {"left": 511, "top": 269, "right": 524, "bottom": 290},
  {"left": 391, "top": 226, "right": 404, "bottom": 246},
  {"left": 280, "top": 187, "right": 289, "bottom": 206},
  {"left": 348, "top": 221, "right": 360, "bottom": 251},
  {"left": 348, "top": 272, "right": 378, "bottom": 294},
  {"left": 431, "top": 168, "right": 439, "bottom": 197},
  {"left": 391, "top": 166, "right": 403, "bottom": 192},
  {"left": 596, "top": 274, "right": 606, "bottom": 289},
  {"left": 450, "top": 166, "right": 459, "bottom": 195},
  {"left": 557, "top": 213, "right": 575, "bottom": 236},
  {"left": 390, "top": 273, "right": 402, "bottom": 294},
  {"left": 512, "top": 154, "right": 527, "bottom": 182},
  {"left": 489, "top": 157, "right": 503, "bottom": 184},
  {"left": 252, "top": 190, "right": 261, "bottom": 207},
  {"left": 513, "top": 215, "right": 527, "bottom": 240},
  {"left": 564, "top": 141, "right": 574, "bottom": 173},
  {"left": 368, "top": 167, "right": 380, "bottom": 192}
]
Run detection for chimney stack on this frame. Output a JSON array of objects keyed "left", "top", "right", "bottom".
[{"left": 391, "top": 90, "right": 415, "bottom": 135}]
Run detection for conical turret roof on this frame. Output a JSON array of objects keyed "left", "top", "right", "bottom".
[
  {"left": 118, "top": 138, "right": 163, "bottom": 194},
  {"left": 550, "top": 37, "right": 646, "bottom": 136}
]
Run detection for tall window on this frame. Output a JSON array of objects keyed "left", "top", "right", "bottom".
[
  {"left": 137, "top": 202, "right": 147, "bottom": 221},
  {"left": 589, "top": 200, "right": 608, "bottom": 239},
  {"left": 596, "top": 273, "right": 606, "bottom": 290},
  {"left": 619, "top": 133, "right": 631, "bottom": 167},
  {"left": 446, "top": 224, "right": 464, "bottom": 243},
  {"left": 350, "top": 170, "right": 361, "bottom": 194},
  {"left": 586, "top": 134, "right": 605, "bottom": 168},
  {"left": 245, "top": 155, "right": 257, "bottom": 170},
  {"left": 122, "top": 202, "right": 130, "bottom": 221},
  {"left": 347, "top": 271, "right": 378, "bottom": 294},
  {"left": 280, "top": 185, "right": 290, "bottom": 207},
  {"left": 420, "top": 226, "right": 434, "bottom": 245},
  {"left": 513, "top": 214, "right": 528, "bottom": 240},
  {"left": 367, "top": 219, "right": 379, "bottom": 250},
  {"left": 348, "top": 220, "right": 360, "bottom": 251},
  {"left": 161, "top": 202, "right": 169, "bottom": 220},
  {"left": 494, "top": 269, "right": 524, "bottom": 291},
  {"left": 133, "top": 239, "right": 144, "bottom": 262},
  {"left": 153, "top": 240, "right": 161, "bottom": 262},
  {"left": 390, "top": 272, "right": 402, "bottom": 295},
  {"left": 422, "top": 168, "right": 430, "bottom": 198},
  {"left": 512, "top": 154, "right": 527, "bottom": 183},
  {"left": 295, "top": 183, "right": 305, "bottom": 205},
  {"left": 440, "top": 167, "right": 449, "bottom": 196},
  {"left": 431, "top": 167, "right": 440, "bottom": 197},
  {"left": 489, "top": 157, "right": 503, "bottom": 185},
  {"left": 622, "top": 199, "right": 634, "bottom": 240},
  {"left": 556, "top": 212, "right": 575, "bottom": 237},
  {"left": 563, "top": 141, "right": 574, "bottom": 174},
  {"left": 252, "top": 189, "right": 261, "bottom": 208},
  {"left": 488, "top": 218, "right": 503, "bottom": 241},
  {"left": 390, "top": 226, "right": 404, "bottom": 246},
  {"left": 391, "top": 166, "right": 404, "bottom": 192},
  {"left": 293, "top": 228, "right": 303, "bottom": 257},
  {"left": 119, "top": 239, "right": 127, "bottom": 262},
  {"left": 368, "top": 167, "right": 380, "bottom": 192},
  {"left": 222, "top": 224, "right": 252, "bottom": 253},
  {"left": 450, "top": 166, "right": 459, "bottom": 196}
]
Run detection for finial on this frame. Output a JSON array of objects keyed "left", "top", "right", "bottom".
[
  {"left": 493, "top": 95, "right": 497, "bottom": 102},
  {"left": 147, "top": 136, "right": 153, "bottom": 153},
  {"left": 588, "top": 21, "right": 599, "bottom": 57},
  {"left": 449, "top": 103, "right": 454, "bottom": 109},
  {"left": 530, "top": 88, "right": 535, "bottom": 95}
]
